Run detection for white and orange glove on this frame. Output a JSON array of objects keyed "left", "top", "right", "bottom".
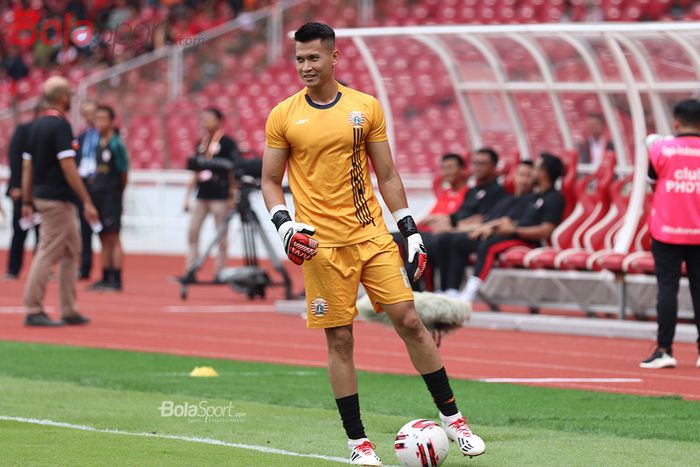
[
  {"left": 270, "top": 205, "right": 318, "bottom": 265},
  {"left": 393, "top": 208, "right": 427, "bottom": 282}
]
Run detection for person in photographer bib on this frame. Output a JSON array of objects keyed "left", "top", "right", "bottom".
[{"left": 182, "top": 108, "right": 239, "bottom": 281}]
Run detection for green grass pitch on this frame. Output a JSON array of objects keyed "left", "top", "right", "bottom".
[{"left": 1, "top": 341, "right": 699, "bottom": 466}]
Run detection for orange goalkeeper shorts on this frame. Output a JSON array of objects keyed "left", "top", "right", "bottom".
[{"left": 302, "top": 233, "right": 415, "bottom": 329}]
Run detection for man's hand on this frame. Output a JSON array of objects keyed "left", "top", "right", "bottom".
[
  {"left": 21, "top": 203, "right": 34, "bottom": 221},
  {"left": 9, "top": 188, "right": 21, "bottom": 201},
  {"left": 270, "top": 206, "right": 318, "bottom": 265},
  {"left": 83, "top": 202, "right": 99, "bottom": 226},
  {"left": 493, "top": 217, "right": 516, "bottom": 236},
  {"left": 394, "top": 209, "right": 427, "bottom": 282}
]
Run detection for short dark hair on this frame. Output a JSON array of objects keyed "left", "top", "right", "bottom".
[
  {"left": 441, "top": 153, "right": 464, "bottom": 168},
  {"left": 96, "top": 104, "right": 115, "bottom": 121},
  {"left": 204, "top": 107, "right": 224, "bottom": 121},
  {"left": 539, "top": 152, "right": 564, "bottom": 183},
  {"left": 474, "top": 147, "right": 499, "bottom": 166},
  {"left": 519, "top": 160, "right": 534, "bottom": 168},
  {"left": 294, "top": 22, "right": 335, "bottom": 46},
  {"left": 673, "top": 98, "right": 700, "bottom": 128}
]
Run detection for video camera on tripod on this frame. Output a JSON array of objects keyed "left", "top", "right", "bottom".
[{"left": 178, "top": 154, "right": 293, "bottom": 300}]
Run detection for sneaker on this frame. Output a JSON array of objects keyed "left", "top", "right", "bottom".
[
  {"left": 440, "top": 412, "right": 485, "bottom": 457},
  {"left": 640, "top": 348, "right": 677, "bottom": 369},
  {"left": 4, "top": 272, "right": 18, "bottom": 281},
  {"left": 62, "top": 313, "right": 90, "bottom": 326},
  {"left": 25, "top": 311, "right": 64, "bottom": 327},
  {"left": 348, "top": 438, "right": 382, "bottom": 466}
]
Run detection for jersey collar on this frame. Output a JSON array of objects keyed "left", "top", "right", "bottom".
[{"left": 305, "top": 91, "right": 342, "bottom": 110}]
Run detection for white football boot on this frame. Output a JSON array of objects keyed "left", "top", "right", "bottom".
[
  {"left": 640, "top": 348, "right": 677, "bottom": 369},
  {"left": 440, "top": 412, "right": 486, "bottom": 457},
  {"left": 348, "top": 438, "right": 382, "bottom": 466}
]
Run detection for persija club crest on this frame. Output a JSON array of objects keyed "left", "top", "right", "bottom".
[
  {"left": 348, "top": 111, "right": 365, "bottom": 128},
  {"left": 310, "top": 298, "right": 329, "bottom": 317}
]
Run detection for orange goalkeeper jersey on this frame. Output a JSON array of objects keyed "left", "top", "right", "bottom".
[{"left": 265, "top": 82, "right": 390, "bottom": 247}]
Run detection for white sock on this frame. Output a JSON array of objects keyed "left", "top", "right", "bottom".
[
  {"left": 348, "top": 437, "right": 369, "bottom": 447},
  {"left": 439, "top": 410, "right": 463, "bottom": 424},
  {"left": 460, "top": 276, "right": 482, "bottom": 303},
  {"left": 442, "top": 288, "right": 459, "bottom": 298}
]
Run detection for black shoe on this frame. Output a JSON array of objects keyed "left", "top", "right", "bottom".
[
  {"left": 25, "top": 311, "right": 64, "bottom": 327},
  {"left": 88, "top": 280, "right": 111, "bottom": 291},
  {"left": 4, "top": 272, "right": 18, "bottom": 281},
  {"left": 62, "top": 313, "right": 90, "bottom": 325}
]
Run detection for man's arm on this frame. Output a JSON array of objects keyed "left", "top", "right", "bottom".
[
  {"left": 367, "top": 140, "right": 427, "bottom": 281},
  {"left": 59, "top": 157, "right": 99, "bottom": 224},
  {"left": 20, "top": 158, "right": 33, "bottom": 219},
  {"left": 261, "top": 145, "right": 289, "bottom": 210},
  {"left": 366, "top": 141, "right": 409, "bottom": 212}
]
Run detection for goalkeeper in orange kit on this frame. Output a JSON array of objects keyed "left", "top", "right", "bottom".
[{"left": 261, "top": 22, "right": 485, "bottom": 465}]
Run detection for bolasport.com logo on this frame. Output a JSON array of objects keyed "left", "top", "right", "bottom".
[
  {"left": 6, "top": 10, "right": 204, "bottom": 52},
  {"left": 159, "top": 400, "right": 247, "bottom": 423}
]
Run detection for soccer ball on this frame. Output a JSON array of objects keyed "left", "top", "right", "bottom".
[{"left": 394, "top": 419, "right": 449, "bottom": 467}]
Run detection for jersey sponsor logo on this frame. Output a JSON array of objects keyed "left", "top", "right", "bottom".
[
  {"left": 101, "top": 149, "right": 111, "bottom": 162},
  {"left": 310, "top": 297, "right": 329, "bottom": 317},
  {"left": 476, "top": 189, "right": 485, "bottom": 199},
  {"left": 534, "top": 198, "right": 544, "bottom": 209},
  {"left": 347, "top": 111, "right": 365, "bottom": 129},
  {"left": 294, "top": 118, "right": 309, "bottom": 125}
]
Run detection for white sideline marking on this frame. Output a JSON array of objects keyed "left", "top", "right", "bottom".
[
  {"left": 0, "top": 415, "right": 350, "bottom": 464},
  {"left": 0, "top": 306, "right": 55, "bottom": 314},
  {"left": 163, "top": 305, "right": 276, "bottom": 313},
  {"left": 480, "top": 378, "right": 643, "bottom": 383}
]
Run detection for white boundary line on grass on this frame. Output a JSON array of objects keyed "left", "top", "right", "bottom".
[
  {"left": 0, "top": 415, "right": 351, "bottom": 465},
  {"left": 480, "top": 378, "right": 643, "bottom": 383}
]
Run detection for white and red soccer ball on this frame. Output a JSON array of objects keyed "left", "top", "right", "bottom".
[{"left": 394, "top": 419, "right": 449, "bottom": 467}]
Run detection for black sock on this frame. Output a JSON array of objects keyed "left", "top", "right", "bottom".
[
  {"left": 422, "top": 367, "right": 458, "bottom": 417},
  {"left": 335, "top": 394, "right": 366, "bottom": 440}
]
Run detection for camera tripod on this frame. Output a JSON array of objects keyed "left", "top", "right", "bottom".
[{"left": 177, "top": 182, "right": 293, "bottom": 301}]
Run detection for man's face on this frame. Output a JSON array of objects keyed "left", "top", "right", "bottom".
[
  {"left": 201, "top": 112, "right": 220, "bottom": 132},
  {"left": 295, "top": 39, "right": 338, "bottom": 89},
  {"left": 514, "top": 163, "right": 535, "bottom": 195},
  {"left": 471, "top": 152, "right": 496, "bottom": 181},
  {"left": 94, "top": 110, "right": 112, "bottom": 134},
  {"left": 440, "top": 158, "right": 462, "bottom": 185},
  {"left": 81, "top": 102, "right": 96, "bottom": 125},
  {"left": 586, "top": 116, "right": 604, "bottom": 138}
]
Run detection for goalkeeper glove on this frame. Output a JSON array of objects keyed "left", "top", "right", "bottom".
[
  {"left": 270, "top": 205, "right": 318, "bottom": 265},
  {"left": 393, "top": 208, "right": 427, "bottom": 282}
]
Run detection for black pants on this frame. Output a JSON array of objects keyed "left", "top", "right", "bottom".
[
  {"left": 78, "top": 201, "right": 93, "bottom": 277},
  {"left": 6, "top": 197, "right": 39, "bottom": 276},
  {"left": 443, "top": 233, "right": 480, "bottom": 290},
  {"left": 651, "top": 238, "right": 700, "bottom": 350}
]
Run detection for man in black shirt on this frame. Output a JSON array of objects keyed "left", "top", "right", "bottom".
[
  {"left": 21, "top": 76, "right": 99, "bottom": 327},
  {"left": 423, "top": 148, "right": 506, "bottom": 291},
  {"left": 182, "top": 107, "right": 239, "bottom": 281},
  {"left": 456, "top": 152, "right": 565, "bottom": 303},
  {"left": 441, "top": 160, "right": 536, "bottom": 292},
  {"left": 5, "top": 102, "right": 42, "bottom": 279}
]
